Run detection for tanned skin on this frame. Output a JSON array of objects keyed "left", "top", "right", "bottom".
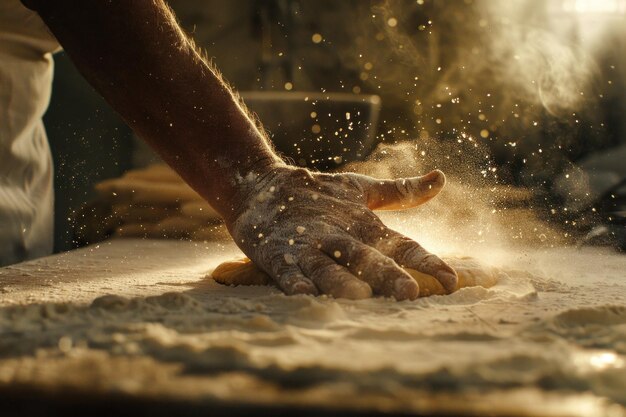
[{"left": 24, "top": 0, "right": 457, "bottom": 300}]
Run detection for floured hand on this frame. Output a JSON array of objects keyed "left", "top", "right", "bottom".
[{"left": 225, "top": 166, "right": 457, "bottom": 301}]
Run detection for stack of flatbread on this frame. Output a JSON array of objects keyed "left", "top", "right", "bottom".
[{"left": 74, "top": 164, "right": 229, "bottom": 244}]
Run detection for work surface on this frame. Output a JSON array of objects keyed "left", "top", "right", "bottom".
[{"left": 0, "top": 238, "right": 625, "bottom": 417}]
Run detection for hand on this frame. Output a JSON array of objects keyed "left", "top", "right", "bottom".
[{"left": 226, "top": 166, "right": 457, "bottom": 300}]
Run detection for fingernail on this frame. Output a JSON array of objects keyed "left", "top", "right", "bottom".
[
  {"left": 423, "top": 170, "right": 445, "bottom": 186},
  {"left": 289, "top": 280, "right": 318, "bottom": 296},
  {"left": 394, "top": 278, "right": 419, "bottom": 301},
  {"left": 336, "top": 280, "right": 373, "bottom": 300},
  {"left": 436, "top": 271, "right": 458, "bottom": 293}
]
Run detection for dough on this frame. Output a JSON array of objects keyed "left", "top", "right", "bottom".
[
  {"left": 211, "top": 256, "right": 499, "bottom": 297},
  {"left": 211, "top": 258, "right": 273, "bottom": 286}
]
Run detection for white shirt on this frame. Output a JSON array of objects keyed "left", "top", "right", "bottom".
[{"left": 0, "top": 1, "right": 59, "bottom": 266}]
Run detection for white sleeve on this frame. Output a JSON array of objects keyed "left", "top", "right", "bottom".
[{"left": 0, "top": 0, "right": 59, "bottom": 265}]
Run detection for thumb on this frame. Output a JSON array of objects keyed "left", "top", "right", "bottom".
[{"left": 351, "top": 170, "right": 446, "bottom": 210}]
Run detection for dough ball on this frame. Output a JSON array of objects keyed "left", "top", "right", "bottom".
[{"left": 212, "top": 258, "right": 272, "bottom": 286}]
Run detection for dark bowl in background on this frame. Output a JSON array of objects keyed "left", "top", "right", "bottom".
[
  {"left": 241, "top": 92, "right": 381, "bottom": 171},
  {"left": 132, "top": 92, "right": 381, "bottom": 171}
]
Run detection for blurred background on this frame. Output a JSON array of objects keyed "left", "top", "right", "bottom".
[{"left": 44, "top": 0, "right": 626, "bottom": 252}]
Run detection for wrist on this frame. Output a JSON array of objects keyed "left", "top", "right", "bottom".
[{"left": 217, "top": 154, "right": 292, "bottom": 224}]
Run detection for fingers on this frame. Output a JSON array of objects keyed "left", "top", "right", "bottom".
[
  {"left": 374, "top": 232, "right": 458, "bottom": 294},
  {"left": 297, "top": 251, "right": 373, "bottom": 300},
  {"left": 268, "top": 253, "right": 318, "bottom": 296},
  {"left": 319, "top": 237, "right": 420, "bottom": 301},
  {"left": 277, "top": 267, "right": 319, "bottom": 296},
  {"left": 349, "top": 170, "right": 446, "bottom": 211}
]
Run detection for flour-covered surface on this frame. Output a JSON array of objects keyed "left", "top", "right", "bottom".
[{"left": 0, "top": 238, "right": 625, "bottom": 416}]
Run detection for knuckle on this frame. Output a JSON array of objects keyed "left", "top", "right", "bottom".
[
  {"left": 394, "top": 178, "right": 412, "bottom": 198},
  {"left": 355, "top": 216, "right": 385, "bottom": 239},
  {"left": 264, "top": 250, "right": 296, "bottom": 273},
  {"left": 315, "top": 262, "right": 342, "bottom": 276},
  {"left": 394, "top": 237, "right": 425, "bottom": 260},
  {"left": 351, "top": 245, "right": 372, "bottom": 260},
  {"left": 278, "top": 272, "right": 302, "bottom": 286},
  {"left": 417, "top": 253, "right": 444, "bottom": 271},
  {"left": 345, "top": 174, "right": 367, "bottom": 195},
  {"left": 379, "top": 258, "right": 405, "bottom": 276},
  {"left": 303, "top": 255, "right": 331, "bottom": 274}
]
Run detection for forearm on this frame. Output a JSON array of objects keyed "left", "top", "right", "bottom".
[{"left": 25, "top": 0, "right": 284, "bottom": 220}]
